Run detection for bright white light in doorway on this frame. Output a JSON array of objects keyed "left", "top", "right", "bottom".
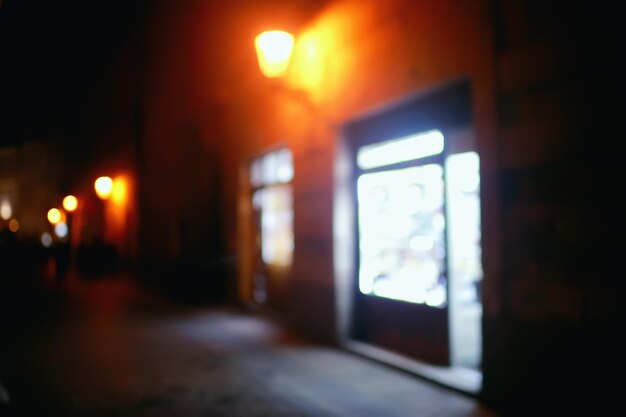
[{"left": 357, "top": 130, "right": 444, "bottom": 170}]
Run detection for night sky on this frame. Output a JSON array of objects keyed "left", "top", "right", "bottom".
[{"left": 0, "top": 0, "right": 149, "bottom": 147}]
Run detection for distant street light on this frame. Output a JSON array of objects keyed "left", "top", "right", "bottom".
[
  {"left": 63, "top": 195, "right": 79, "bottom": 212},
  {"left": 47, "top": 208, "right": 63, "bottom": 225},
  {"left": 254, "top": 30, "right": 295, "bottom": 78},
  {"left": 94, "top": 176, "right": 113, "bottom": 200},
  {"left": 0, "top": 197, "right": 11, "bottom": 220}
]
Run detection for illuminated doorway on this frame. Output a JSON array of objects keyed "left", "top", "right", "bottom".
[{"left": 338, "top": 80, "right": 483, "bottom": 393}]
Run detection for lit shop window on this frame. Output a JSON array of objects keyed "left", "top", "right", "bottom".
[
  {"left": 357, "top": 130, "right": 444, "bottom": 169},
  {"left": 356, "top": 130, "right": 482, "bottom": 308},
  {"left": 445, "top": 151, "right": 483, "bottom": 307},
  {"left": 250, "top": 148, "right": 294, "bottom": 266}
]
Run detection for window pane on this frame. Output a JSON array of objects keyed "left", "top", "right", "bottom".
[
  {"left": 445, "top": 151, "right": 482, "bottom": 305},
  {"left": 252, "top": 189, "right": 264, "bottom": 210},
  {"left": 250, "top": 159, "right": 263, "bottom": 187},
  {"left": 357, "top": 130, "right": 444, "bottom": 170},
  {"left": 276, "top": 148, "right": 294, "bottom": 183},
  {"left": 260, "top": 184, "right": 294, "bottom": 266},
  {"left": 251, "top": 147, "right": 294, "bottom": 267},
  {"left": 357, "top": 164, "right": 447, "bottom": 307},
  {"left": 262, "top": 151, "right": 278, "bottom": 185}
]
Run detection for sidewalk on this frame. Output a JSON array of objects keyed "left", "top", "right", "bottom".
[{"left": 1, "top": 271, "right": 499, "bottom": 416}]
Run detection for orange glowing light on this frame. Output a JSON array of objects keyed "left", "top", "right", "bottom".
[
  {"left": 94, "top": 176, "right": 113, "bottom": 200},
  {"left": 254, "top": 30, "right": 295, "bottom": 78},
  {"left": 289, "top": 30, "right": 324, "bottom": 97},
  {"left": 63, "top": 195, "right": 78, "bottom": 212},
  {"left": 47, "top": 208, "right": 62, "bottom": 225},
  {"left": 111, "top": 176, "right": 128, "bottom": 206},
  {"left": 8, "top": 218, "right": 19, "bottom": 232}
]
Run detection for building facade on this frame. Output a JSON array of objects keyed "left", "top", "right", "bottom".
[{"left": 49, "top": 0, "right": 623, "bottom": 414}]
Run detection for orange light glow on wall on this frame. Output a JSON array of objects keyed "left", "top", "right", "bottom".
[
  {"left": 94, "top": 176, "right": 113, "bottom": 200},
  {"left": 111, "top": 177, "right": 127, "bottom": 206},
  {"left": 62, "top": 195, "right": 78, "bottom": 212},
  {"left": 47, "top": 208, "right": 63, "bottom": 225},
  {"left": 289, "top": 30, "right": 324, "bottom": 97},
  {"left": 103, "top": 174, "right": 133, "bottom": 251},
  {"left": 254, "top": 30, "right": 295, "bottom": 78}
]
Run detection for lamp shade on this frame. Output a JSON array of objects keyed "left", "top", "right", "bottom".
[{"left": 254, "top": 30, "right": 294, "bottom": 78}]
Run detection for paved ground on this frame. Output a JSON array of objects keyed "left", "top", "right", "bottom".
[{"left": 0, "top": 271, "right": 499, "bottom": 416}]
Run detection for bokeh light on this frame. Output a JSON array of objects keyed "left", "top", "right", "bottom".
[
  {"left": 54, "top": 222, "right": 68, "bottom": 238},
  {"left": 0, "top": 198, "right": 11, "bottom": 220},
  {"left": 254, "top": 30, "right": 295, "bottom": 78},
  {"left": 95, "top": 176, "right": 113, "bottom": 200},
  {"left": 63, "top": 195, "right": 78, "bottom": 212},
  {"left": 47, "top": 208, "right": 63, "bottom": 225},
  {"left": 8, "top": 218, "right": 19, "bottom": 232},
  {"left": 41, "top": 232, "right": 52, "bottom": 247}
]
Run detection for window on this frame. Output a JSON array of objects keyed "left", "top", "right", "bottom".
[
  {"left": 250, "top": 148, "right": 294, "bottom": 267},
  {"left": 356, "top": 130, "right": 447, "bottom": 307},
  {"left": 356, "top": 130, "right": 482, "bottom": 309}
]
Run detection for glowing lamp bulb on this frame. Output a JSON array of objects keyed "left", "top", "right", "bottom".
[
  {"left": 95, "top": 176, "right": 113, "bottom": 200},
  {"left": 63, "top": 195, "right": 78, "bottom": 212},
  {"left": 47, "top": 208, "right": 62, "bottom": 225},
  {"left": 254, "top": 30, "right": 295, "bottom": 78},
  {"left": 0, "top": 198, "right": 11, "bottom": 220}
]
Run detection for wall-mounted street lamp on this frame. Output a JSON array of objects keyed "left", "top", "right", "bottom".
[
  {"left": 47, "top": 207, "right": 68, "bottom": 238},
  {"left": 0, "top": 197, "right": 11, "bottom": 220},
  {"left": 62, "top": 194, "right": 78, "bottom": 247},
  {"left": 47, "top": 208, "right": 63, "bottom": 225},
  {"left": 62, "top": 195, "right": 78, "bottom": 213},
  {"left": 254, "top": 29, "right": 320, "bottom": 111},
  {"left": 47, "top": 207, "right": 68, "bottom": 239},
  {"left": 94, "top": 176, "right": 113, "bottom": 200},
  {"left": 254, "top": 30, "right": 295, "bottom": 78}
]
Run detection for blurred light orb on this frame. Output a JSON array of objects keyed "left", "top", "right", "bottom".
[
  {"left": 54, "top": 222, "right": 68, "bottom": 238},
  {"left": 95, "top": 176, "right": 113, "bottom": 200},
  {"left": 0, "top": 198, "right": 11, "bottom": 220},
  {"left": 255, "top": 30, "right": 294, "bottom": 78},
  {"left": 41, "top": 232, "right": 52, "bottom": 247},
  {"left": 63, "top": 195, "right": 78, "bottom": 212},
  {"left": 47, "top": 208, "right": 62, "bottom": 225},
  {"left": 8, "top": 218, "right": 19, "bottom": 232}
]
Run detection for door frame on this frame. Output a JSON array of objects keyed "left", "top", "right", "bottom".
[{"left": 334, "top": 78, "right": 483, "bottom": 393}]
